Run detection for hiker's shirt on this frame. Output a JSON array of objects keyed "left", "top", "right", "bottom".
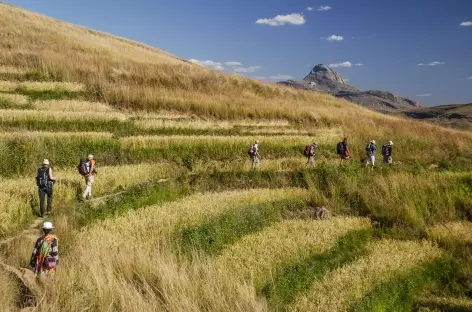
[
  {"left": 87, "top": 159, "right": 96, "bottom": 177},
  {"left": 384, "top": 145, "right": 393, "bottom": 157},
  {"left": 367, "top": 144, "right": 377, "bottom": 156},
  {"left": 252, "top": 144, "right": 259, "bottom": 157},
  {"left": 30, "top": 234, "right": 59, "bottom": 276}
]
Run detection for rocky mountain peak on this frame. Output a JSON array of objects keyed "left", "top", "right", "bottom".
[{"left": 304, "top": 64, "right": 348, "bottom": 84}]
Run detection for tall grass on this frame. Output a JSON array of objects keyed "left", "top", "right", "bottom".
[
  {"left": 289, "top": 240, "right": 441, "bottom": 312},
  {"left": 0, "top": 268, "right": 17, "bottom": 312}
]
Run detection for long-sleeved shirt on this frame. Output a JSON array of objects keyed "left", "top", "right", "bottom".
[
  {"left": 367, "top": 144, "right": 377, "bottom": 156},
  {"left": 30, "top": 234, "right": 59, "bottom": 272}
]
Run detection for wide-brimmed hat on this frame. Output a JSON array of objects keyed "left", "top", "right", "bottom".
[
  {"left": 371, "top": 140, "right": 376, "bottom": 144},
  {"left": 389, "top": 141, "right": 394, "bottom": 145},
  {"left": 88, "top": 154, "right": 94, "bottom": 160},
  {"left": 42, "top": 159, "right": 50, "bottom": 165}
]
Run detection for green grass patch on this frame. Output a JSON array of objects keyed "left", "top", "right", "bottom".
[
  {"left": 349, "top": 257, "right": 465, "bottom": 312},
  {"left": 260, "top": 229, "right": 372, "bottom": 310},
  {"left": 176, "top": 197, "right": 309, "bottom": 255},
  {"left": 14, "top": 87, "right": 85, "bottom": 101}
]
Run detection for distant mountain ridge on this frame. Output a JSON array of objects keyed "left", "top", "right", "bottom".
[{"left": 278, "top": 64, "right": 421, "bottom": 113}]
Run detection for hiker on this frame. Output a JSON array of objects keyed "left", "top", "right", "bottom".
[
  {"left": 30, "top": 222, "right": 58, "bottom": 278},
  {"left": 79, "top": 154, "right": 96, "bottom": 200},
  {"left": 382, "top": 141, "right": 394, "bottom": 165},
  {"left": 365, "top": 140, "right": 377, "bottom": 167},
  {"left": 36, "top": 159, "right": 56, "bottom": 218},
  {"left": 337, "top": 138, "right": 350, "bottom": 165},
  {"left": 305, "top": 142, "right": 318, "bottom": 167},
  {"left": 248, "top": 140, "right": 260, "bottom": 169}
]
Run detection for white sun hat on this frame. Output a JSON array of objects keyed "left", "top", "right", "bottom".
[
  {"left": 43, "top": 222, "right": 54, "bottom": 230},
  {"left": 371, "top": 140, "right": 376, "bottom": 144},
  {"left": 88, "top": 154, "right": 94, "bottom": 160},
  {"left": 42, "top": 159, "right": 50, "bottom": 165},
  {"left": 389, "top": 141, "right": 394, "bottom": 145}
]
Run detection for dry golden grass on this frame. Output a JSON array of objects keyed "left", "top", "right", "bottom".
[
  {"left": 17, "top": 81, "right": 85, "bottom": 92},
  {"left": 0, "top": 80, "right": 18, "bottom": 92},
  {"left": 214, "top": 218, "right": 370, "bottom": 285},
  {"left": 33, "top": 99, "right": 115, "bottom": 112},
  {"left": 120, "top": 135, "right": 326, "bottom": 149},
  {"left": 0, "top": 64, "right": 28, "bottom": 75},
  {"left": 0, "top": 131, "right": 113, "bottom": 140},
  {"left": 26, "top": 189, "right": 307, "bottom": 311},
  {"left": 0, "top": 268, "right": 17, "bottom": 312},
  {"left": 134, "top": 119, "right": 292, "bottom": 130},
  {"left": 429, "top": 222, "right": 472, "bottom": 244},
  {"left": 290, "top": 240, "right": 441, "bottom": 312},
  {"left": 0, "top": 92, "right": 29, "bottom": 106},
  {"left": 0, "top": 109, "right": 126, "bottom": 122}
]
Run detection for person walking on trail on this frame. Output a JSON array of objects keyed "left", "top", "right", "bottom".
[
  {"left": 365, "top": 140, "right": 377, "bottom": 167},
  {"left": 36, "top": 159, "right": 56, "bottom": 218},
  {"left": 337, "top": 138, "right": 350, "bottom": 165},
  {"left": 248, "top": 140, "right": 261, "bottom": 169},
  {"left": 80, "top": 154, "right": 96, "bottom": 200},
  {"left": 30, "top": 222, "right": 58, "bottom": 278},
  {"left": 305, "top": 142, "right": 318, "bottom": 167},
  {"left": 382, "top": 141, "right": 394, "bottom": 165}
]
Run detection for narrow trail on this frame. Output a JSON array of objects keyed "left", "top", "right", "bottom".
[{"left": 0, "top": 177, "right": 172, "bottom": 311}]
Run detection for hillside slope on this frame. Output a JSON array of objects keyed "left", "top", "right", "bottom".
[
  {"left": 0, "top": 4, "right": 472, "bottom": 312},
  {"left": 400, "top": 103, "right": 472, "bottom": 131}
]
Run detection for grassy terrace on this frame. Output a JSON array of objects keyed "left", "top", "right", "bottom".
[{"left": 0, "top": 3, "right": 471, "bottom": 312}]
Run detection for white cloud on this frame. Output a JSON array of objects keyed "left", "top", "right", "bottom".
[
  {"left": 417, "top": 61, "right": 445, "bottom": 66},
  {"left": 327, "top": 35, "right": 344, "bottom": 41},
  {"left": 318, "top": 6, "right": 332, "bottom": 11},
  {"left": 269, "top": 74, "right": 294, "bottom": 80},
  {"left": 233, "top": 66, "right": 262, "bottom": 73},
  {"left": 460, "top": 21, "right": 472, "bottom": 26},
  {"left": 256, "top": 13, "right": 306, "bottom": 26},
  {"left": 306, "top": 7, "right": 314, "bottom": 11},
  {"left": 416, "top": 94, "right": 432, "bottom": 97},
  {"left": 224, "top": 61, "right": 242, "bottom": 66},
  {"left": 189, "top": 59, "right": 225, "bottom": 71},
  {"left": 329, "top": 61, "right": 353, "bottom": 68},
  {"left": 355, "top": 63, "right": 364, "bottom": 66},
  {"left": 467, "top": 76, "right": 472, "bottom": 80}
]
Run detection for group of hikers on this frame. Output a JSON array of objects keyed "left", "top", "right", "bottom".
[
  {"left": 248, "top": 138, "right": 394, "bottom": 169},
  {"left": 31, "top": 154, "right": 95, "bottom": 278},
  {"left": 31, "top": 139, "right": 394, "bottom": 278}
]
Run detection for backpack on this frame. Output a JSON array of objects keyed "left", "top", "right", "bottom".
[
  {"left": 304, "top": 145, "right": 311, "bottom": 156},
  {"left": 248, "top": 145, "right": 255, "bottom": 156},
  {"left": 336, "top": 142, "right": 344, "bottom": 155},
  {"left": 77, "top": 158, "right": 90, "bottom": 176},
  {"left": 365, "top": 143, "right": 372, "bottom": 154},
  {"left": 37, "top": 167, "right": 49, "bottom": 189},
  {"left": 382, "top": 145, "right": 388, "bottom": 156},
  {"left": 36, "top": 235, "right": 57, "bottom": 273}
]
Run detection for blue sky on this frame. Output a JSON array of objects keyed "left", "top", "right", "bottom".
[{"left": 5, "top": 0, "right": 472, "bottom": 105}]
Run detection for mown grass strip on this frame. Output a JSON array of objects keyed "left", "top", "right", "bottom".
[
  {"left": 349, "top": 257, "right": 462, "bottom": 312},
  {"left": 14, "top": 88, "right": 86, "bottom": 101},
  {"left": 261, "top": 229, "right": 372, "bottom": 310},
  {"left": 176, "top": 197, "right": 309, "bottom": 255}
]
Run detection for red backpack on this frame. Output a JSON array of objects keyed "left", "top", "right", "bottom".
[{"left": 304, "top": 145, "right": 311, "bottom": 156}]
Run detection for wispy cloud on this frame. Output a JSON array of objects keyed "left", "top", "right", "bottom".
[
  {"left": 306, "top": 7, "right": 314, "bottom": 11},
  {"left": 416, "top": 94, "right": 432, "bottom": 97},
  {"left": 318, "top": 6, "right": 332, "bottom": 11},
  {"left": 269, "top": 74, "right": 294, "bottom": 80},
  {"left": 189, "top": 59, "right": 225, "bottom": 71},
  {"left": 467, "top": 76, "right": 472, "bottom": 80},
  {"left": 224, "top": 61, "right": 242, "bottom": 66},
  {"left": 233, "top": 66, "right": 262, "bottom": 73},
  {"left": 355, "top": 63, "right": 364, "bottom": 66},
  {"left": 326, "top": 35, "right": 344, "bottom": 41},
  {"left": 417, "top": 61, "right": 445, "bottom": 66},
  {"left": 329, "top": 61, "right": 353, "bottom": 68},
  {"left": 256, "top": 13, "right": 306, "bottom": 26},
  {"left": 460, "top": 21, "right": 472, "bottom": 26}
]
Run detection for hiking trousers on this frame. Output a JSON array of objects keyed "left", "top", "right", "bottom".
[
  {"left": 307, "top": 156, "right": 315, "bottom": 167},
  {"left": 251, "top": 156, "right": 260, "bottom": 169},
  {"left": 83, "top": 175, "right": 95, "bottom": 199},
  {"left": 38, "top": 187, "right": 53, "bottom": 217},
  {"left": 366, "top": 155, "right": 375, "bottom": 167}
]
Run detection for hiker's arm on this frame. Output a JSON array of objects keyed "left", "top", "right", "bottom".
[
  {"left": 29, "top": 239, "right": 40, "bottom": 267},
  {"left": 90, "top": 160, "right": 95, "bottom": 174},
  {"left": 49, "top": 168, "right": 56, "bottom": 181},
  {"left": 51, "top": 238, "right": 59, "bottom": 265}
]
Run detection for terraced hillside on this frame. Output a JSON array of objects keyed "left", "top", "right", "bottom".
[{"left": 1, "top": 3, "right": 472, "bottom": 312}]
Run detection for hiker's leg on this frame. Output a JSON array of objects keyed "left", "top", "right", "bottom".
[
  {"left": 38, "top": 189, "right": 45, "bottom": 217},
  {"left": 83, "top": 176, "right": 92, "bottom": 199},
  {"left": 46, "top": 188, "right": 53, "bottom": 214},
  {"left": 89, "top": 176, "right": 95, "bottom": 197},
  {"left": 371, "top": 156, "right": 375, "bottom": 167}
]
